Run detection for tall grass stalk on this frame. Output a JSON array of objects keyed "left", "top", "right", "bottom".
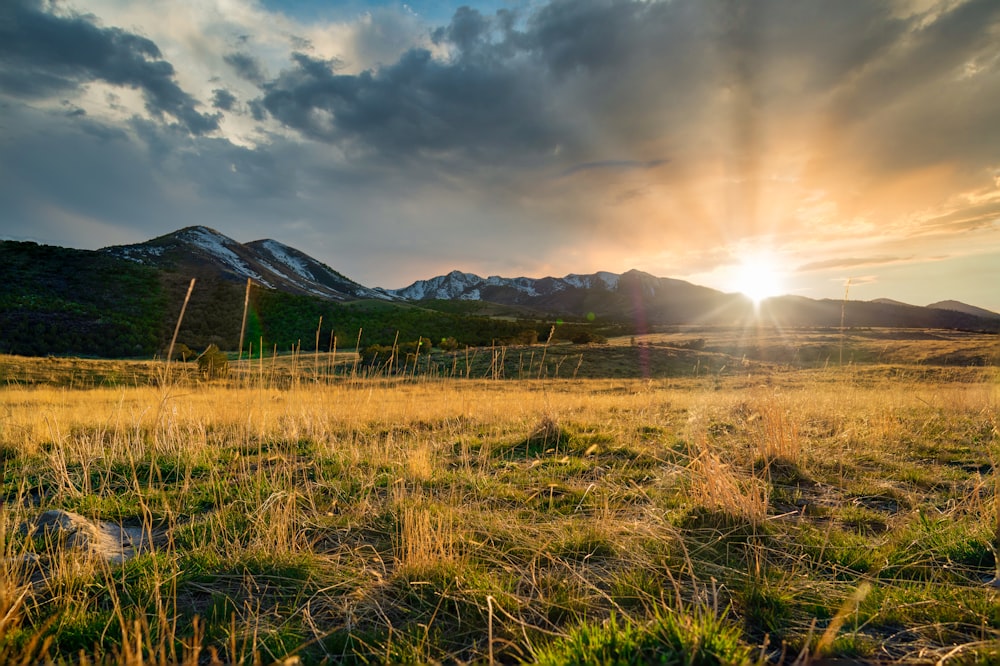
[
  {"left": 237, "top": 277, "right": 251, "bottom": 363},
  {"left": 164, "top": 278, "right": 196, "bottom": 381},
  {"left": 314, "top": 316, "right": 322, "bottom": 383}
]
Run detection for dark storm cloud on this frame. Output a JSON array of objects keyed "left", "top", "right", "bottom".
[
  {"left": 526, "top": 0, "right": 668, "bottom": 75},
  {"left": 253, "top": 0, "right": 999, "bottom": 181},
  {"left": 177, "top": 134, "right": 300, "bottom": 201},
  {"left": 211, "top": 88, "right": 238, "bottom": 111},
  {"left": 0, "top": 99, "right": 310, "bottom": 251},
  {"left": 247, "top": 99, "right": 268, "bottom": 121},
  {"left": 223, "top": 51, "right": 266, "bottom": 83},
  {"left": 0, "top": 0, "right": 219, "bottom": 134},
  {"left": 815, "top": 0, "right": 1000, "bottom": 176},
  {"left": 0, "top": 103, "right": 173, "bottom": 234},
  {"left": 260, "top": 44, "right": 561, "bottom": 162},
  {"left": 258, "top": 4, "right": 586, "bottom": 164}
]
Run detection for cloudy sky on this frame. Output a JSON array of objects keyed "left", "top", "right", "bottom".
[{"left": 2, "top": 0, "right": 999, "bottom": 310}]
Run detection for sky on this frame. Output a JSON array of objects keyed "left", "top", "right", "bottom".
[{"left": 2, "top": 0, "right": 999, "bottom": 311}]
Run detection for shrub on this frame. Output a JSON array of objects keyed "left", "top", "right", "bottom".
[
  {"left": 197, "top": 344, "right": 229, "bottom": 379},
  {"left": 171, "top": 343, "right": 195, "bottom": 361},
  {"left": 517, "top": 328, "right": 539, "bottom": 345},
  {"left": 361, "top": 344, "right": 393, "bottom": 365},
  {"left": 571, "top": 331, "right": 607, "bottom": 345}
]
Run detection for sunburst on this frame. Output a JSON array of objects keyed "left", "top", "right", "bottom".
[{"left": 730, "top": 252, "right": 786, "bottom": 305}]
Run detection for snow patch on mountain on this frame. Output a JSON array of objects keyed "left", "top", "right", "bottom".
[
  {"left": 103, "top": 226, "right": 387, "bottom": 301},
  {"left": 390, "top": 270, "right": 487, "bottom": 300},
  {"left": 112, "top": 245, "right": 165, "bottom": 264},
  {"left": 257, "top": 239, "right": 314, "bottom": 282},
  {"left": 596, "top": 271, "right": 620, "bottom": 289},
  {"left": 181, "top": 227, "right": 268, "bottom": 284},
  {"left": 388, "top": 270, "right": 626, "bottom": 301}
]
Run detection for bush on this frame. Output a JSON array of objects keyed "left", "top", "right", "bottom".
[
  {"left": 171, "top": 343, "right": 195, "bottom": 362},
  {"left": 571, "top": 331, "right": 607, "bottom": 345},
  {"left": 197, "top": 344, "right": 229, "bottom": 379},
  {"left": 361, "top": 344, "right": 393, "bottom": 365},
  {"left": 517, "top": 328, "right": 540, "bottom": 345}
]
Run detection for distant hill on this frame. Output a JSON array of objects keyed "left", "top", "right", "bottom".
[
  {"left": 389, "top": 269, "right": 1000, "bottom": 333},
  {"left": 926, "top": 300, "right": 1000, "bottom": 320},
  {"left": 870, "top": 298, "right": 914, "bottom": 307},
  {"left": 757, "top": 296, "right": 1000, "bottom": 331}
]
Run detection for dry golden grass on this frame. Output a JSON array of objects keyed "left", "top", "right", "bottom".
[{"left": 1, "top": 346, "right": 998, "bottom": 663}]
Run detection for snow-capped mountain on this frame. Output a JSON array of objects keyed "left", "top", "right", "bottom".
[
  {"left": 244, "top": 238, "right": 388, "bottom": 300},
  {"left": 385, "top": 268, "right": 753, "bottom": 323},
  {"left": 385, "top": 267, "right": 1000, "bottom": 329},
  {"left": 386, "top": 270, "right": 623, "bottom": 301},
  {"left": 103, "top": 226, "right": 390, "bottom": 301}
]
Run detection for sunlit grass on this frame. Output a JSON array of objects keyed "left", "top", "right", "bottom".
[{"left": 0, "top": 346, "right": 998, "bottom": 663}]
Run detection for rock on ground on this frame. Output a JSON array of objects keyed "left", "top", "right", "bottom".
[{"left": 20, "top": 509, "right": 155, "bottom": 564}]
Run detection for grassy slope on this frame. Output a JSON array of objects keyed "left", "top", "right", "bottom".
[{"left": 1, "top": 336, "right": 999, "bottom": 664}]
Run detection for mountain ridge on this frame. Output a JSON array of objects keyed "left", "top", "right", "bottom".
[
  {"left": 385, "top": 267, "right": 750, "bottom": 324},
  {"left": 85, "top": 226, "right": 1000, "bottom": 321},
  {"left": 3, "top": 227, "right": 999, "bottom": 361},
  {"left": 103, "top": 226, "right": 389, "bottom": 302},
  {"left": 387, "top": 268, "right": 1000, "bottom": 330},
  {"left": 927, "top": 300, "right": 1000, "bottom": 320}
]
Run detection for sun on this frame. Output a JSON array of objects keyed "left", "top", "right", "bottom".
[{"left": 730, "top": 252, "right": 786, "bottom": 304}]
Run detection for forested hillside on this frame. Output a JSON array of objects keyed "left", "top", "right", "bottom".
[
  {"left": 0, "top": 241, "right": 556, "bottom": 358},
  {"left": 0, "top": 241, "right": 165, "bottom": 357}
]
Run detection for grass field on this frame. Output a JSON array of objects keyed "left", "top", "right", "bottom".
[{"left": 1, "top": 330, "right": 999, "bottom": 664}]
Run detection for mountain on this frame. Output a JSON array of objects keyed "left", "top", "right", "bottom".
[
  {"left": 0, "top": 240, "right": 166, "bottom": 357},
  {"left": 386, "top": 269, "right": 754, "bottom": 324},
  {"left": 4, "top": 226, "right": 1000, "bottom": 360},
  {"left": 390, "top": 269, "right": 1000, "bottom": 332},
  {"left": 0, "top": 230, "right": 543, "bottom": 358},
  {"left": 927, "top": 300, "right": 1000, "bottom": 320},
  {"left": 386, "top": 269, "right": 622, "bottom": 301},
  {"left": 870, "top": 297, "right": 914, "bottom": 307},
  {"left": 757, "top": 296, "right": 1000, "bottom": 331},
  {"left": 103, "top": 226, "right": 389, "bottom": 302}
]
